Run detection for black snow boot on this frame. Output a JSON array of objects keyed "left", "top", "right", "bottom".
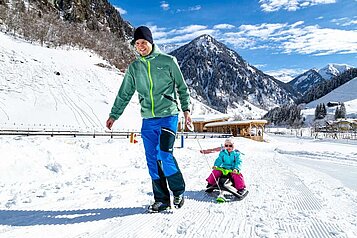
[
  {"left": 173, "top": 194, "right": 184, "bottom": 209},
  {"left": 148, "top": 202, "right": 171, "bottom": 212}
]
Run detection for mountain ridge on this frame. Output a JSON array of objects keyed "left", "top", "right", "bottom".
[
  {"left": 170, "top": 34, "right": 296, "bottom": 116},
  {"left": 288, "top": 63, "right": 353, "bottom": 96}
]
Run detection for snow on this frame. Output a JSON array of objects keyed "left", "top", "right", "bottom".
[
  {"left": 294, "top": 71, "right": 315, "bottom": 86},
  {"left": 1, "top": 32, "right": 357, "bottom": 238},
  {"left": 229, "top": 99, "right": 267, "bottom": 120},
  {"left": 318, "top": 63, "right": 352, "bottom": 80},
  {"left": 0, "top": 32, "right": 142, "bottom": 132},
  {"left": 306, "top": 77, "right": 357, "bottom": 112},
  {"left": 0, "top": 134, "right": 356, "bottom": 237},
  {"left": 301, "top": 77, "right": 357, "bottom": 123}
]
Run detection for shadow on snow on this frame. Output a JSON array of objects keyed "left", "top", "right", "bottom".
[
  {"left": 0, "top": 207, "right": 146, "bottom": 226},
  {"left": 0, "top": 190, "right": 222, "bottom": 227}
]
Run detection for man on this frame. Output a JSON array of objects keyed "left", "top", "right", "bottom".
[{"left": 106, "top": 26, "right": 192, "bottom": 212}]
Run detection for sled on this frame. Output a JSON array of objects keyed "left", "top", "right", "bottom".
[{"left": 205, "top": 167, "right": 248, "bottom": 203}]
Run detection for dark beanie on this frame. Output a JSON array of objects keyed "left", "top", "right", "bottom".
[{"left": 133, "top": 26, "right": 153, "bottom": 44}]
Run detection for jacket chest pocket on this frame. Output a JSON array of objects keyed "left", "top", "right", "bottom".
[{"left": 152, "top": 65, "right": 171, "bottom": 82}]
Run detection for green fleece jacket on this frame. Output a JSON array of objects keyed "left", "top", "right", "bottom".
[{"left": 109, "top": 45, "right": 190, "bottom": 120}]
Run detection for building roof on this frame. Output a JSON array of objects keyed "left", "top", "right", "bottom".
[
  {"left": 191, "top": 115, "right": 230, "bottom": 123},
  {"left": 204, "top": 120, "right": 268, "bottom": 128}
]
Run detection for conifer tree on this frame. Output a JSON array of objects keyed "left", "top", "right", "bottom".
[
  {"left": 334, "top": 106, "right": 340, "bottom": 119},
  {"left": 340, "top": 103, "right": 346, "bottom": 119},
  {"left": 334, "top": 103, "right": 346, "bottom": 119}
]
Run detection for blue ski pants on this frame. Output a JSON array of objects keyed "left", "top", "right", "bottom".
[{"left": 141, "top": 115, "right": 185, "bottom": 203}]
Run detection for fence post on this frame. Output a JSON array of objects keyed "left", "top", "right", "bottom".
[
  {"left": 181, "top": 133, "right": 184, "bottom": 148},
  {"left": 180, "top": 116, "right": 184, "bottom": 148}
]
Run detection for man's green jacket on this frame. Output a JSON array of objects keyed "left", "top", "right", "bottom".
[{"left": 110, "top": 45, "right": 190, "bottom": 120}]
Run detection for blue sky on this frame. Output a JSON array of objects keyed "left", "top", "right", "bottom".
[{"left": 110, "top": 0, "right": 357, "bottom": 80}]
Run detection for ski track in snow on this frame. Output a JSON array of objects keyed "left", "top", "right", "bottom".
[
  {"left": 0, "top": 36, "right": 122, "bottom": 130},
  {"left": 0, "top": 135, "right": 356, "bottom": 237}
]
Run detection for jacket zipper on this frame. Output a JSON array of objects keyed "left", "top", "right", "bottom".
[{"left": 146, "top": 60, "right": 155, "bottom": 117}]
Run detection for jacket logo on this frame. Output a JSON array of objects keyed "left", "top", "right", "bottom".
[{"left": 157, "top": 67, "right": 164, "bottom": 70}]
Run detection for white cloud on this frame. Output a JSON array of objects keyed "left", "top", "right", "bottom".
[
  {"left": 152, "top": 21, "right": 357, "bottom": 57},
  {"left": 213, "top": 24, "right": 235, "bottom": 30},
  {"left": 177, "top": 5, "right": 202, "bottom": 13},
  {"left": 224, "top": 21, "right": 357, "bottom": 56},
  {"left": 281, "top": 26, "right": 357, "bottom": 55},
  {"left": 155, "top": 30, "right": 216, "bottom": 44},
  {"left": 149, "top": 25, "right": 169, "bottom": 39},
  {"left": 154, "top": 25, "right": 215, "bottom": 44},
  {"left": 189, "top": 5, "right": 202, "bottom": 11},
  {"left": 331, "top": 17, "right": 357, "bottom": 26},
  {"left": 172, "top": 25, "right": 208, "bottom": 34},
  {"left": 259, "top": 0, "right": 336, "bottom": 12},
  {"left": 343, "top": 20, "right": 357, "bottom": 26},
  {"left": 114, "top": 6, "right": 127, "bottom": 15},
  {"left": 291, "top": 21, "right": 304, "bottom": 28},
  {"left": 265, "top": 68, "right": 305, "bottom": 82},
  {"left": 238, "top": 23, "right": 287, "bottom": 39},
  {"left": 160, "top": 1, "right": 170, "bottom": 11},
  {"left": 223, "top": 33, "right": 257, "bottom": 49}
]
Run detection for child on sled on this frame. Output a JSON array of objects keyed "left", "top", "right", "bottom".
[{"left": 206, "top": 137, "right": 246, "bottom": 194}]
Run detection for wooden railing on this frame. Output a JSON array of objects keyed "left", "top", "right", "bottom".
[{"left": 0, "top": 129, "right": 232, "bottom": 139}]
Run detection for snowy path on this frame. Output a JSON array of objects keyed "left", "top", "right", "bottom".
[{"left": 0, "top": 135, "right": 356, "bottom": 237}]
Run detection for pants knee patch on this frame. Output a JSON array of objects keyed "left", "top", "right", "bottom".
[{"left": 160, "top": 127, "right": 176, "bottom": 153}]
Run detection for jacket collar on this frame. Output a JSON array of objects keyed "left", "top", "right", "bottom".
[
  {"left": 223, "top": 149, "right": 237, "bottom": 155},
  {"left": 139, "top": 44, "right": 161, "bottom": 61}
]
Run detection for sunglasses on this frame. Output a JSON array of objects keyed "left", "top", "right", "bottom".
[{"left": 224, "top": 144, "right": 233, "bottom": 148}]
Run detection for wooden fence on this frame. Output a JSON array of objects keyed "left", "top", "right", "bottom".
[{"left": 0, "top": 129, "right": 231, "bottom": 139}]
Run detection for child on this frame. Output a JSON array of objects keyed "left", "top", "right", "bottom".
[{"left": 206, "top": 138, "right": 246, "bottom": 193}]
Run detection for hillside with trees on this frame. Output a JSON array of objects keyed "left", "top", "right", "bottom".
[
  {"left": 299, "top": 68, "right": 357, "bottom": 104},
  {"left": 0, "top": 0, "right": 135, "bottom": 70}
]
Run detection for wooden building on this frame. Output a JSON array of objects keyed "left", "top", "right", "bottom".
[
  {"left": 319, "top": 119, "right": 357, "bottom": 132},
  {"left": 178, "top": 116, "right": 230, "bottom": 132},
  {"left": 204, "top": 120, "right": 268, "bottom": 141}
]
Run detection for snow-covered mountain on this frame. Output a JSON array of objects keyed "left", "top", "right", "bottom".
[
  {"left": 170, "top": 35, "right": 296, "bottom": 118},
  {"left": 318, "top": 63, "right": 352, "bottom": 80},
  {"left": 288, "top": 69, "right": 324, "bottom": 96},
  {"left": 289, "top": 64, "right": 353, "bottom": 96}
]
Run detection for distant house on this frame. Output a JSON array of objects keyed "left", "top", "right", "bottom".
[
  {"left": 327, "top": 102, "right": 341, "bottom": 107},
  {"left": 204, "top": 120, "right": 268, "bottom": 142},
  {"left": 319, "top": 119, "right": 357, "bottom": 132},
  {"left": 178, "top": 115, "right": 230, "bottom": 132}
]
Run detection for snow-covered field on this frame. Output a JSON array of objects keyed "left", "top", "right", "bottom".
[
  {"left": 0, "top": 134, "right": 356, "bottom": 238},
  {"left": 0, "top": 32, "right": 144, "bottom": 132}
]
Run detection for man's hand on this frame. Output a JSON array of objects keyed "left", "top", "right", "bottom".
[
  {"left": 184, "top": 110, "right": 193, "bottom": 131},
  {"left": 233, "top": 169, "right": 239, "bottom": 174},
  {"left": 106, "top": 117, "right": 115, "bottom": 130}
]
